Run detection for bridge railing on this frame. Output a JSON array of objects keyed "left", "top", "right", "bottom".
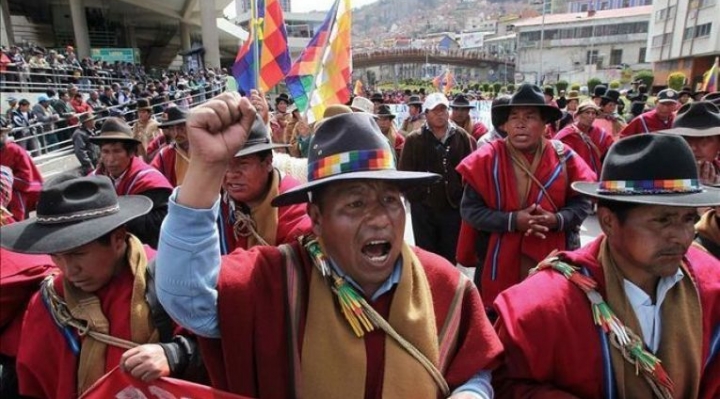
[
  {"left": 352, "top": 48, "right": 514, "bottom": 64},
  {"left": 5, "top": 83, "right": 227, "bottom": 166},
  {"left": 0, "top": 66, "right": 143, "bottom": 93}
]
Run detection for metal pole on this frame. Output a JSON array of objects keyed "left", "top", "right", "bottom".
[
  {"left": 538, "top": 0, "right": 546, "bottom": 86},
  {"left": 588, "top": 18, "right": 595, "bottom": 84}
]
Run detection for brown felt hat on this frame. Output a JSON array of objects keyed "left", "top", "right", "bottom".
[{"left": 89, "top": 117, "right": 141, "bottom": 144}]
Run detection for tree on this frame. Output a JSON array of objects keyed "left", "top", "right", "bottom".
[
  {"left": 667, "top": 72, "right": 686, "bottom": 91},
  {"left": 609, "top": 80, "right": 621, "bottom": 89},
  {"left": 493, "top": 82, "right": 502, "bottom": 94},
  {"left": 633, "top": 70, "right": 654, "bottom": 88},
  {"left": 482, "top": 82, "right": 491, "bottom": 92},
  {"left": 506, "top": 83, "right": 515, "bottom": 93},
  {"left": 571, "top": 83, "right": 581, "bottom": 91},
  {"left": 555, "top": 80, "right": 569, "bottom": 93},
  {"left": 587, "top": 78, "right": 603, "bottom": 93}
]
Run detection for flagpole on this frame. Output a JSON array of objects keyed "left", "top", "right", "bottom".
[
  {"left": 303, "top": 0, "right": 342, "bottom": 121},
  {"left": 251, "top": 0, "right": 261, "bottom": 91}
]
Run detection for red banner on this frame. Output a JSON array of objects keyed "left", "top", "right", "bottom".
[{"left": 80, "top": 367, "right": 254, "bottom": 399}]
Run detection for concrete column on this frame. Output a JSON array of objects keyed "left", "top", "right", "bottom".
[
  {"left": 180, "top": 23, "right": 191, "bottom": 52},
  {"left": 127, "top": 24, "right": 137, "bottom": 49},
  {"left": 200, "top": 5, "right": 220, "bottom": 69},
  {"left": 1, "top": 0, "right": 15, "bottom": 47},
  {"left": 68, "top": 0, "right": 91, "bottom": 59}
]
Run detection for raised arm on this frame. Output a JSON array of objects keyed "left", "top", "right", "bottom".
[{"left": 155, "top": 92, "right": 257, "bottom": 337}]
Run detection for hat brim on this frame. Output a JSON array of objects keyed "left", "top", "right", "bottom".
[
  {"left": 493, "top": 103, "right": 563, "bottom": 124},
  {"left": 158, "top": 119, "right": 186, "bottom": 128},
  {"left": 89, "top": 134, "right": 141, "bottom": 144},
  {"left": 234, "top": 142, "right": 292, "bottom": 158},
  {"left": 271, "top": 171, "right": 441, "bottom": 207},
  {"left": 450, "top": 104, "right": 475, "bottom": 109},
  {"left": 571, "top": 181, "right": 720, "bottom": 207},
  {"left": 350, "top": 107, "right": 380, "bottom": 117},
  {"left": 657, "top": 127, "right": 720, "bottom": 137},
  {"left": 0, "top": 196, "right": 153, "bottom": 254},
  {"left": 375, "top": 114, "right": 396, "bottom": 119},
  {"left": 657, "top": 99, "right": 678, "bottom": 104}
]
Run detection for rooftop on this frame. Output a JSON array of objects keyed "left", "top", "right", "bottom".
[{"left": 513, "top": 5, "right": 652, "bottom": 28}]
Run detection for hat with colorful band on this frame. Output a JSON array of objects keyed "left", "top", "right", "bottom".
[
  {"left": 271, "top": 113, "right": 439, "bottom": 207},
  {"left": 572, "top": 134, "right": 720, "bottom": 207}
]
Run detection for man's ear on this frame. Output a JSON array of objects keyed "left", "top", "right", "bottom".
[
  {"left": 596, "top": 207, "right": 617, "bottom": 237},
  {"left": 308, "top": 203, "right": 322, "bottom": 237}
]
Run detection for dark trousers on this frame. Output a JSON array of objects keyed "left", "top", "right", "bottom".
[{"left": 410, "top": 202, "right": 461, "bottom": 264}]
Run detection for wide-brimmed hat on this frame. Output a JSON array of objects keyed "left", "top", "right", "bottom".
[
  {"left": 406, "top": 95, "right": 423, "bottom": 106},
  {"left": 158, "top": 106, "right": 188, "bottom": 128},
  {"left": 703, "top": 92, "right": 720, "bottom": 107},
  {"left": 657, "top": 89, "right": 679, "bottom": 104},
  {"left": 79, "top": 112, "right": 95, "bottom": 124},
  {"left": 89, "top": 117, "right": 141, "bottom": 145},
  {"left": 271, "top": 113, "right": 440, "bottom": 206},
  {"left": 567, "top": 90, "right": 580, "bottom": 101},
  {"left": 350, "top": 96, "right": 375, "bottom": 114},
  {"left": 375, "top": 104, "right": 396, "bottom": 119},
  {"left": 0, "top": 174, "right": 152, "bottom": 254},
  {"left": 136, "top": 98, "right": 153, "bottom": 111},
  {"left": 601, "top": 89, "right": 621, "bottom": 104},
  {"left": 234, "top": 114, "right": 290, "bottom": 158},
  {"left": 370, "top": 92, "right": 384, "bottom": 103},
  {"left": 450, "top": 94, "right": 474, "bottom": 109},
  {"left": 492, "top": 83, "right": 563, "bottom": 125},
  {"left": 572, "top": 134, "right": 720, "bottom": 206},
  {"left": 592, "top": 85, "right": 607, "bottom": 99},
  {"left": 275, "top": 93, "right": 292, "bottom": 105},
  {"left": 657, "top": 101, "right": 720, "bottom": 137},
  {"left": 679, "top": 86, "right": 693, "bottom": 97}
]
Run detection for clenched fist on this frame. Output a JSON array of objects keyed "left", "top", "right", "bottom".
[{"left": 186, "top": 92, "right": 257, "bottom": 166}]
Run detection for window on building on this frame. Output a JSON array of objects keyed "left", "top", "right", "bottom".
[
  {"left": 638, "top": 47, "right": 647, "bottom": 63},
  {"left": 580, "top": 3, "right": 589, "bottom": 11},
  {"left": 684, "top": 23, "right": 712, "bottom": 40},
  {"left": 587, "top": 50, "right": 599, "bottom": 64},
  {"left": 623, "top": 0, "right": 631, "bottom": 7},
  {"left": 600, "top": 1, "right": 609, "bottom": 9},
  {"left": 610, "top": 49, "right": 623, "bottom": 65}
]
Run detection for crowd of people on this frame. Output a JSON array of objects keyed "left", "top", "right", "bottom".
[{"left": 0, "top": 76, "right": 719, "bottom": 399}]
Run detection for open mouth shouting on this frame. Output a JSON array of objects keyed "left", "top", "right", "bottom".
[{"left": 361, "top": 240, "right": 392, "bottom": 264}]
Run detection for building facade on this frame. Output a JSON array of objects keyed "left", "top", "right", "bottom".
[
  {"left": 239, "top": 0, "right": 291, "bottom": 12},
  {"left": 647, "top": 0, "right": 720, "bottom": 89},
  {"left": 566, "top": 0, "right": 652, "bottom": 12},
  {"left": 514, "top": 6, "right": 652, "bottom": 85}
]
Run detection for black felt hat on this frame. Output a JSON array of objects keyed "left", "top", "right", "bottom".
[
  {"left": 375, "top": 104, "right": 396, "bottom": 119},
  {"left": 450, "top": 94, "right": 474, "bottom": 109},
  {"left": 679, "top": 86, "right": 693, "bottom": 97},
  {"left": 658, "top": 101, "right": 720, "bottom": 137},
  {"left": 572, "top": 134, "right": 720, "bottom": 206},
  {"left": 592, "top": 85, "right": 608, "bottom": 99},
  {"left": 370, "top": 92, "right": 384, "bottom": 103},
  {"left": 703, "top": 92, "right": 720, "bottom": 107},
  {"left": 271, "top": 113, "right": 439, "bottom": 206},
  {"left": 158, "top": 106, "right": 188, "bottom": 128},
  {"left": 89, "top": 117, "right": 141, "bottom": 144},
  {"left": 543, "top": 86, "right": 555, "bottom": 97},
  {"left": 602, "top": 89, "right": 621, "bottom": 104},
  {"left": 136, "top": 98, "right": 153, "bottom": 111},
  {"left": 492, "top": 83, "right": 563, "bottom": 125},
  {"left": 275, "top": 93, "right": 292, "bottom": 105},
  {"left": 234, "top": 114, "right": 290, "bottom": 157},
  {"left": 0, "top": 174, "right": 152, "bottom": 254},
  {"left": 406, "top": 95, "right": 423, "bottom": 106}
]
